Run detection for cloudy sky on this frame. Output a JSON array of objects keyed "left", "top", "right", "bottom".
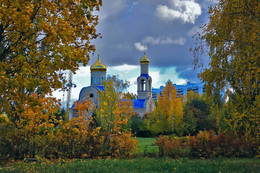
[{"left": 53, "top": 0, "right": 217, "bottom": 101}]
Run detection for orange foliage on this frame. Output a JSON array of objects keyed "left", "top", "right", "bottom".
[
  {"left": 188, "top": 131, "right": 259, "bottom": 158},
  {"left": 0, "top": 0, "right": 101, "bottom": 116},
  {"left": 155, "top": 135, "right": 188, "bottom": 158},
  {"left": 96, "top": 80, "right": 137, "bottom": 157},
  {"left": 0, "top": 93, "right": 137, "bottom": 160}
]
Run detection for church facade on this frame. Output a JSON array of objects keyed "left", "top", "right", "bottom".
[
  {"left": 69, "top": 53, "right": 155, "bottom": 119},
  {"left": 69, "top": 55, "right": 107, "bottom": 119},
  {"left": 132, "top": 53, "right": 155, "bottom": 117}
]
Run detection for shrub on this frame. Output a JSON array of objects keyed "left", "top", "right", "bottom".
[
  {"left": 154, "top": 131, "right": 259, "bottom": 159},
  {"left": 0, "top": 96, "right": 137, "bottom": 161},
  {"left": 188, "top": 130, "right": 259, "bottom": 158},
  {"left": 110, "top": 132, "right": 137, "bottom": 158},
  {"left": 155, "top": 135, "right": 188, "bottom": 158}
]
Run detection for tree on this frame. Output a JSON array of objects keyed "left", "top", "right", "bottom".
[
  {"left": 181, "top": 91, "right": 200, "bottom": 135},
  {"left": 193, "top": 0, "right": 259, "bottom": 137},
  {"left": 181, "top": 91, "right": 222, "bottom": 135},
  {"left": 0, "top": 94, "right": 60, "bottom": 159},
  {"left": 0, "top": 0, "right": 101, "bottom": 116},
  {"left": 95, "top": 79, "right": 134, "bottom": 145},
  {"left": 187, "top": 97, "right": 211, "bottom": 132},
  {"left": 124, "top": 92, "right": 138, "bottom": 100},
  {"left": 145, "top": 81, "right": 183, "bottom": 135},
  {"left": 108, "top": 75, "right": 130, "bottom": 99}
]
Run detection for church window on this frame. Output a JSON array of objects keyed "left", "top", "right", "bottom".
[
  {"left": 98, "top": 77, "right": 100, "bottom": 84},
  {"left": 141, "top": 79, "right": 146, "bottom": 91},
  {"left": 89, "top": 93, "right": 94, "bottom": 98},
  {"left": 94, "top": 77, "right": 96, "bottom": 84}
]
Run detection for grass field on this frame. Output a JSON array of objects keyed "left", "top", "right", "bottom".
[
  {"left": 1, "top": 138, "right": 259, "bottom": 172},
  {"left": 135, "top": 137, "right": 159, "bottom": 157},
  {"left": 135, "top": 137, "right": 156, "bottom": 151},
  {"left": 1, "top": 158, "right": 259, "bottom": 172}
]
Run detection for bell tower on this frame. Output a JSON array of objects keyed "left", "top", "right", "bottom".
[
  {"left": 137, "top": 53, "right": 152, "bottom": 99},
  {"left": 90, "top": 54, "right": 107, "bottom": 86}
]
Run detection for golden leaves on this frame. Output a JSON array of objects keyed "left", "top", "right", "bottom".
[
  {"left": 0, "top": 0, "right": 101, "bottom": 116},
  {"left": 145, "top": 81, "right": 184, "bottom": 134},
  {"left": 192, "top": 0, "right": 260, "bottom": 138},
  {"left": 96, "top": 79, "right": 134, "bottom": 135}
]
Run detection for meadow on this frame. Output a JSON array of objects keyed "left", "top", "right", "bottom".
[
  {"left": 1, "top": 138, "right": 259, "bottom": 172},
  {"left": 1, "top": 158, "right": 259, "bottom": 172}
]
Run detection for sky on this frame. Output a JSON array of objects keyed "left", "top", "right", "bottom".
[{"left": 53, "top": 0, "right": 217, "bottom": 101}]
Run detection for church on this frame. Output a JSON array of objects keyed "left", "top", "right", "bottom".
[{"left": 69, "top": 53, "right": 155, "bottom": 119}]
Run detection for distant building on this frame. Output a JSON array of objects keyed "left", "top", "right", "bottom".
[
  {"left": 69, "top": 53, "right": 155, "bottom": 119},
  {"left": 152, "top": 82, "right": 205, "bottom": 101},
  {"left": 132, "top": 53, "right": 155, "bottom": 117},
  {"left": 69, "top": 55, "right": 107, "bottom": 119}
]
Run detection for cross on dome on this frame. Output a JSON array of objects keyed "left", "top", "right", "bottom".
[
  {"left": 90, "top": 54, "right": 107, "bottom": 71},
  {"left": 140, "top": 52, "right": 150, "bottom": 64}
]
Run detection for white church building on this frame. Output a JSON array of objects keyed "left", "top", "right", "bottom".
[{"left": 69, "top": 53, "right": 155, "bottom": 119}]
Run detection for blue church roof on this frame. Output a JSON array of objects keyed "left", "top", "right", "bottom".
[
  {"left": 138, "top": 74, "right": 150, "bottom": 80},
  {"left": 78, "top": 87, "right": 88, "bottom": 98},
  {"left": 95, "top": 86, "right": 105, "bottom": 91},
  {"left": 132, "top": 99, "right": 146, "bottom": 108},
  {"left": 78, "top": 85, "right": 105, "bottom": 99}
]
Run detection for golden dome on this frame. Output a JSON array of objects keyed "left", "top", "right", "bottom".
[
  {"left": 140, "top": 52, "right": 149, "bottom": 64},
  {"left": 90, "top": 56, "right": 107, "bottom": 71}
]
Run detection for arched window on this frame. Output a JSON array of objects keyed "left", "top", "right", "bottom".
[
  {"left": 141, "top": 79, "right": 146, "bottom": 91},
  {"left": 98, "top": 77, "right": 100, "bottom": 84},
  {"left": 94, "top": 77, "right": 96, "bottom": 84}
]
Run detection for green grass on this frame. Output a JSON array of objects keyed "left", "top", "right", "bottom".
[
  {"left": 135, "top": 137, "right": 156, "bottom": 153},
  {"left": 1, "top": 158, "right": 259, "bottom": 173},
  {"left": 2, "top": 138, "right": 259, "bottom": 172}
]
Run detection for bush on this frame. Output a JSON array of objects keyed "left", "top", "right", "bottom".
[
  {"left": 154, "top": 131, "right": 259, "bottom": 159},
  {"left": 188, "top": 130, "right": 259, "bottom": 158},
  {"left": 0, "top": 96, "right": 137, "bottom": 161},
  {"left": 128, "top": 114, "right": 154, "bottom": 137},
  {"left": 110, "top": 132, "right": 138, "bottom": 158},
  {"left": 155, "top": 135, "right": 188, "bottom": 158}
]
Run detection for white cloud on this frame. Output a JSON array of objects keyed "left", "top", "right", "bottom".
[
  {"left": 128, "top": 77, "right": 137, "bottom": 85},
  {"left": 150, "top": 67, "right": 187, "bottom": 88},
  {"left": 150, "top": 70, "right": 160, "bottom": 87},
  {"left": 156, "top": 0, "right": 202, "bottom": 24},
  {"left": 75, "top": 66, "right": 91, "bottom": 77},
  {"left": 142, "top": 36, "right": 186, "bottom": 45},
  {"left": 112, "top": 64, "right": 138, "bottom": 71},
  {"left": 187, "top": 26, "right": 202, "bottom": 36},
  {"left": 134, "top": 42, "right": 148, "bottom": 51},
  {"left": 97, "top": 0, "right": 127, "bottom": 20}
]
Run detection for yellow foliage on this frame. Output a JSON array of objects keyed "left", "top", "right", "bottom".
[
  {"left": 0, "top": 114, "right": 9, "bottom": 123},
  {"left": 0, "top": 0, "right": 101, "bottom": 116},
  {"left": 193, "top": 0, "right": 259, "bottom": 138},
  {"left": 146, "top": 81, "right": 183, "bottom": 134},
  {"left": 0, "top": 92, "right": 137, "bottom": 160},
  {"left": 96, "top": 79, "right": 134, "bottom": 134}
]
